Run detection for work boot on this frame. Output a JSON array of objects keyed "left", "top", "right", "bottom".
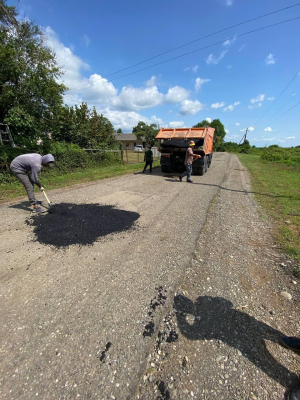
[
  {"left": 179, "top": 176, "right": 182, "bottom": 182},
  {"left": 288, "top": 386, "right": 300, "bottom": 400},
  {"left": 187, "top": 180, "right": 193, "bottom": 183},
  {"left": 280, "top": 337, "right": 300, "bottom": 353},
  {"left": 32, "top": 206, "right": 46, "bottom": 214}
]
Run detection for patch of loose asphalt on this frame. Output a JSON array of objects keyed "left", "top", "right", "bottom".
[{"left": 0, "top": 153, "right": 299, "bottom": 400}]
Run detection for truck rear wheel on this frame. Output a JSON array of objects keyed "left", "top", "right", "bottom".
[
  {"left": 205, "top": 156, "right": 208, "bottom": 172},
  {"left": 208, "top": 154, "right": 212, "bottom": 168},
  {"left": 161, "top": 165, "right": 172, "bottom": 173}
]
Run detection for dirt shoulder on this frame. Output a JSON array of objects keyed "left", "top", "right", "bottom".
[{"left": 136, "top": 154, "right": 300, "bottom": 400}]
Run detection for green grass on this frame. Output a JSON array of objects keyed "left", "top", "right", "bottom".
[
  {"left": 237, "top": 154, "right": 300, "bottom": 261},
  {"left": 0, "top": 161, "right": 160, "bottom": 202}
]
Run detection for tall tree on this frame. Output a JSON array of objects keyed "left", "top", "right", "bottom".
[
  {"left": 116, "top": 128, "right": 123, "bottom": 133},
  {"left": 132, "top": 121, "right": 159, "bottom": 145},
  {"left": 0, "top": 0, "right": 18, "bottom": 27},
  {"left": 0, "top": 20, "right": 66, "bottom": 146}
]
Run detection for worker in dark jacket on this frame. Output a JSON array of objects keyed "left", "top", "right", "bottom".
[
  {"left": 10, "top": 153, "right": 55, "bottom": 214},
  {"left": 179, "top": 141, "right": 199, "bottom": 183},
  {"left": 143, "top": 146, "right": 153, "bottom": 173}
]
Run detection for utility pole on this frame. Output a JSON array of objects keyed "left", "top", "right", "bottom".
[{"left": 239, "top": 127, "right": 249, "bottom": 145}]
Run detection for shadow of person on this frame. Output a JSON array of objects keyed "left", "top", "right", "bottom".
[
  {"left": 9, "top": 201, "right": 32, "bottom": 212},
  {"left": 174, "top": 295, "right": 299, "bottom": 389}
]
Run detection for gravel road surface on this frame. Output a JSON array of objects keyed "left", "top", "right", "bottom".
[
  {"left": 1, "top": 153, "right": 230, "bottom": 400},
  {"left": 136, "top": 155, "right": 300, "bottom": 400}
]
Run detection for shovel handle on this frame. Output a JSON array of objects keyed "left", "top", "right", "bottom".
[{"left": 42, "top": 190, "right": 51, "bottom": 206}]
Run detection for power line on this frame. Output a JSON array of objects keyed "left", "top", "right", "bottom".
[
  {"left": 266, "top": 100, "right": 300, "bottom": 125},
  {"left": 254, "top": 68, "right": 300, "bottom": 126},
  {"left": 66, "top": 16, "right": 300, "bottom": 93},
  {"left": 263, "top": 89, "right": 300, "bottom": 127},
  {"left": 66, "top": 2, "right": 300, "bottom": 93}
]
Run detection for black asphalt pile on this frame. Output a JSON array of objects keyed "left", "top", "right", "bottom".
[{"left": 26, "top": 203, "right": 140, "bottom": 247}]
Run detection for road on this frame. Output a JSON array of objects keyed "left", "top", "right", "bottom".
[{"left": 0, "top": 152, "right": 233, "bottom": 399}]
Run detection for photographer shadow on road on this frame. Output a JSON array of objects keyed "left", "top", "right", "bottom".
[{"left": 174, "top": 295, "right": 299, "bottom": 390}]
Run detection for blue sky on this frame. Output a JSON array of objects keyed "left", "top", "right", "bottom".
[{"left": 9, "top": 0, "right": 300, "bottom": 146}]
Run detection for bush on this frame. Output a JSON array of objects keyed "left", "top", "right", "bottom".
[
  {"left": 260, "top": 147, "right": 300, "bottom": 166},
  {"left": 0, "top": 141, "right": 122, "bottom": 184}
]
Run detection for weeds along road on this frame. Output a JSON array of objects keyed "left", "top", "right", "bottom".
[{"left": 0, "top": 152, "right": 230, "bottom": 400}]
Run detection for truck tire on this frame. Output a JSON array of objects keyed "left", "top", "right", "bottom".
[
  {"left": 161, "top": 165, "right": 172, "bottom": 173},
  {"left": 198, "top": 166, "right": 205, "bottom": 176},
  {"left": 205, "top": 156, "right": 208, "bottom": 172},
  {"left": 208, "top": 154, "right": 212, "bottom": 168},
  {"left": 193, "top": 167, "right": 200, "bottom": 175}
]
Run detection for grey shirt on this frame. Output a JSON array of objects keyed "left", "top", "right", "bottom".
[{"left": 10, "top": 154, "right": 42, "bottom": 184}]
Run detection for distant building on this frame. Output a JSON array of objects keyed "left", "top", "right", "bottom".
[{"left": 114, "top": 133, "right": 146, "bottom": 150}]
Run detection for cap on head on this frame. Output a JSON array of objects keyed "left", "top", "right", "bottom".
[
  {"left": 42, "top": 154, "right": 55, "bottom": 165},
  {"left": 189, "top": 141, "right": 195, "bottom": 146}
]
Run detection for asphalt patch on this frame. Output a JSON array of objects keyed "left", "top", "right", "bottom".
[{"left": 26, "top": 203, "right": 140, "bottom": 248}]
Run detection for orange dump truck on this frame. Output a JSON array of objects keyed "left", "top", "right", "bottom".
[{"left": 156, "top": 127, "right": 215, "bottom": 175}]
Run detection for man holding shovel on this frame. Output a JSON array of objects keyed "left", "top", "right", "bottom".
[{"left": 10, "top": 153, "right": 55, "bottom": 214}]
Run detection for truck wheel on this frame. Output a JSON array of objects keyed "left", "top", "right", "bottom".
[
  {"left": 161, "top": 166, "right": 172, "bottom": 173},
  {"left": 193, "top": 167, "right": 200, "bottom": 175},
  {"left": 198, "top": 166, "right": 205, "bottom": 176},
  {"left": 208, "top": 155, "right": 212, "bottom": 168},
  {"left": 205, "top": 156, "right": 208, "bottom": 172}
]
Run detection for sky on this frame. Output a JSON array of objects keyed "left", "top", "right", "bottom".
[{"left": 8, "top": 0, "right": 300, "bottom": 146}]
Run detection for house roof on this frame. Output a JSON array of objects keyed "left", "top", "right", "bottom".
[{"left": 114, "top": 133, "right": 138, "bottom": 141}]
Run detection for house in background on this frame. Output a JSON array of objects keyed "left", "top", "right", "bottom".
[{"left": 114, "top": 133, "right": 146, "bottom": 150}]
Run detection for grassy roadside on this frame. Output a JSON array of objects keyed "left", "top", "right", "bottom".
[
  {"left": 0, "top": 161, "right": 160, "bottom": 202},
  {"left": 237, "top": 154, "right": 300, "bottom": 265}
]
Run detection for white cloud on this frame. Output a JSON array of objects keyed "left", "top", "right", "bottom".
[
  {"left": 235, "top": 122, "right": 240, "bottom": 126},
  {"left": 112, "top": 85, "right": 163, "bottom": 111},
  {"left": 146, "top": 76, "right": 157, "bottom": 87},
  {"left": 264, "top": 127, "right": 273, "bottom": 132},
  {"left": 265, "top": 53, "right": 277, "bottom": 65},
  {"left": 240, "top": 127, "right": 254, "bottom": 132},
  {"left": 223, "top": 36, "right": 236, "bottom": 47},
  {"left": 248, "top": 105, "right": 255, "bottom": 109},
  {"left": 205, "top": 118, "right": 212, "bottom": 123},
  {"left": 226, "top": 0, "right": 233, "bottom": 5},
  {"left": 226, "top": 134, "right": 240, "bottom": 140},
  {"left": 225, "top": 129, "right": 230, "bottom": 133},
  {"left": 82, "top": 34, "right": 90, "bottom": 47},
  {"left": 101, "top": 108, "right": 148, "bottom": 131},
  {"left": 180, "top": 100, "right": 205, "bottom": 115},
  {"left": 250, "top": 94, "right": 265, "bottom": 104},
  {"left": 165, "top": 86, "right": 190, "bottom": 103},
  {"left": 223, "top": 101, "right": 240, "bottom": 111},
  {"left": 82, "top": 74, "right": 118, "bottom": 102},
  {"left": 195, "top": 78, "right": 210, "bottom": 93},
  {"left": 150, "top": 115, "right": 163, "bottom": 126},
  {"left": 263, "top": 137, "right": 275, "bottom": 141},
  {"left": 239, "top": 45, "right": 245, "bottom": 52},
  {"left": 206, "top": 50, "right": 227, "bottom": 65},
  {"left": 45, "top": 26, "right": 90, "bottom": 92},
  {"left": 192, "top": 65, "right": 199, "bottom": 73},
  {"left": 169, "top": 121, "right": 185, "bottom": 128},
  {"left": 227, "top": 65, "right": 232, "bottom": 69},
  {"left": 184, "top": 67, "right": 191, "bottom": 71},
  {"left": 267, "top": 96, "right": 275, "bottom": 101},
  {"left": 279, "top": 136, "right": 295, "bottom": 141},
  {"left": 211, "top": 102, "right": 225, "bottom": 109}
]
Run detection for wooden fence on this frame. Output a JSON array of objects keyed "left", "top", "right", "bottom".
[{"left": 84, "top": 148, "right": 160, "bottom": 165}]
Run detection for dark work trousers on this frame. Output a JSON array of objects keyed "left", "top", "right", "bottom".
[
  {"left": 181, "top": 163, "right": 192, "bottom": 181},
  {"left": 12, "top": 172, "right": 37, "bottom": 205},
  {"left": 143, "top": 160, "right": 153, "bottom": 173}
]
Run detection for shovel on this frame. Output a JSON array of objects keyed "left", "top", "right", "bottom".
[{"left": 41, "top": 190, "right": 53, "bottom": 212}]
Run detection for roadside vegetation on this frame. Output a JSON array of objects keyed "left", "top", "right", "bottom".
[{"left": 237, "top": 146, "right": 300, "bottom": 271}]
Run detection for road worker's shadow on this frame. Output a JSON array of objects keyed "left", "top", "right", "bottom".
[
  {"left": 174, "top": 295, "right": 299, "bottom": 391},
  {"left": 26, "top": 203, "right": 140, "bottom": 248},
  {"left": 9, "top": 201, "right": 32, "bottom": 211}
]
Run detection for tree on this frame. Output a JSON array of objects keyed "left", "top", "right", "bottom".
[
  {"left": 116, "top": 128, "right": 123, "bottom": 134},
  {"left": 0, "top": 20, "right": 66, "bottom": 146},
  {"left": 193, "top": 119, "right": 226, "bottom": 151},
  {"left": 132, "top": 121, "right": 159, "bottom": 145},
  {"left": 54, "top": 103, "right": 115, "bottom": 148},
  {"left": 0, "top": 0, "right": 18, "bottom": 27}
]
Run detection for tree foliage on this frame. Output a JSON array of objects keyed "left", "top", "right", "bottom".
[
  {"left": 132, "top": 121, "right": 159, "bottom": 145},
  {"left": 0, "top": 0, "right": 18, "bottom": 27},
  {"left": 0, "top": 19, "right": 66, "bottom": 146},
  {"left": 54, "top": 103, "right": 115, "bottom": 148}
]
